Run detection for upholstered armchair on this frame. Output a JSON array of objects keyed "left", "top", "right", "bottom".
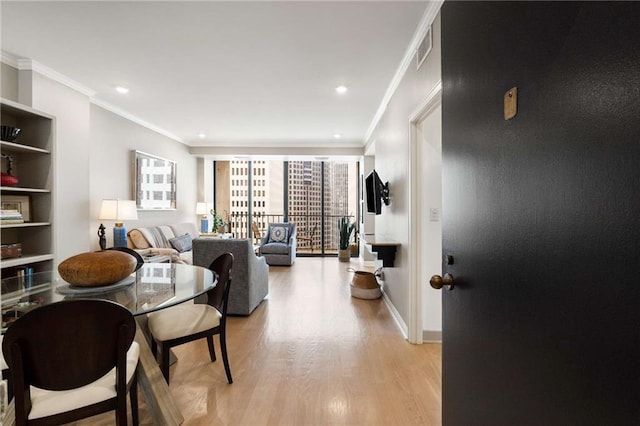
[
  {"left": 192, "top": 238, "right": 269, "bottom": 315},
  {"left": 259, "top": 222, "right": 297, "bottom": 266}
]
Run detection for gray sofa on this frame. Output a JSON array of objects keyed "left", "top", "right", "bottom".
[{"left": 192, "top": 238, "right": 269, "bottom": 315}]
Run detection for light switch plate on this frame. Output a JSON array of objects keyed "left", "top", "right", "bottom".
[{"left": 429, "top": 207, "right": 439, "bottom": 222}]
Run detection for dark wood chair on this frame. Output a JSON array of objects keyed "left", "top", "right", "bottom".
[
  {"left": 1, "top": 299, "right": 139, "bottom": 426},
  {"left": 251, "top": 221, "right": 263, "bottom": 246},
  {"left": 297, "top": 224, "right": 317, "bottom": 252},
  {"left": 148, "top": 252, "right": 234, "bottom": 385}
]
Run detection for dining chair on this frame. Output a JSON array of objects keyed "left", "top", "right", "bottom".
[
  {"left": 1, "top": 335, "right": 11, "bottom": 402},
  {"left": 297, "top": 223, "right": 317, "bottom": 252},
  {"left": 251, "top": 221, "right": 263, "bottom": 245},
  {"left": 1, "top": 299, "right": 140, "bottom": 426},
  {"left": 148, "top": 252, "right": 234, "bottom": 385}
]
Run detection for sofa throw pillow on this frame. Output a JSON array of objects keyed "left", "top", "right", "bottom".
[
  {"left": 169, "top": 233, "right": 192, "bottom": 253},
  {"left": 128, "top": 229, "right": 151, "bottom": 249},
  {"left": 268, "top": 226, "right": 289, "bottom": 243}
]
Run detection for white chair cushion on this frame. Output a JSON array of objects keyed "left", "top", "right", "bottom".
[
  {"left": 148, "top": 304, "right": 221, "bottom": 342},
  {"left": 0, "top": 335, "right": 7, "bottom": 370},
  {"left": 28, "top": 341, "right": 140, "bottom": 420}
]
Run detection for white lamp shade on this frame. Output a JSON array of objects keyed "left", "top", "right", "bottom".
[
  {"left": 196, "top": 202, "right": 209, "bottom": 215},
  {"left": 99, "top": 199, "right": 138, "bottom": 221}
]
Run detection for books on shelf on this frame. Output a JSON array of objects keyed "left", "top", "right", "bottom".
[
  {"left": 15, "top": 266, "right": 35, "bottom": 288},
  {"left": 0, "top": 209, "right": 24, "bottom": 224}
]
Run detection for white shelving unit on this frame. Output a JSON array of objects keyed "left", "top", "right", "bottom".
[{"left": 0, "top": 98, "right": 55, "bottom": 278}]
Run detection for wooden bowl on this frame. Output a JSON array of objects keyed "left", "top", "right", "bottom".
[{"left": 58, "top": 250, "right": 137, "bottom": 287}]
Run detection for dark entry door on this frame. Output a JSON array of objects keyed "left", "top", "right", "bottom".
[{"left": 440, "top": 3, "right": 640, "bottom": 425}]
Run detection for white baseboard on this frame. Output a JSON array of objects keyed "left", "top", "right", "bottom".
[
  {"left": 422, "top": 330, "right": 442, "bottom": 343},
  {"left": 381, "top": 288, "right": 409, "bottom": 339},
  {"left": 381, "top": 288, "right": 442, "bottom": 344}
]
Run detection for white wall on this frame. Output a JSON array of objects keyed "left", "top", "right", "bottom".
[
  {"left": 419, "top": 101, "right": 442, "bottom": 337},
  {"left": 89, "top": 105, "right": 198, "bottom": 250},
  {"left": 366, "top": 14, "right": 442, "bottom": 332},
  {"left": 1, "top": 62, "right": 19, "bottom": 101},
  {"left": 2, "top": 63, "right": 200, "bottom": 259},
  {"left": 19, "top": 69, "right": 92, "bottom": 262}
]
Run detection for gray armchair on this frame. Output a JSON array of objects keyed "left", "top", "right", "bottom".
[
  {"left": 259, "top": 222, "right": 296, "bottom": 266},
  {"left": 193, "top": 238, "right": 269, "bottom": 315}
]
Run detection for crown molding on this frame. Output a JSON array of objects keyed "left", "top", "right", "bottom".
[
  {"left": 188, "top": 145, "right": 364, "bottom": 160},
  {"left": 0, "top": 51, "right": 20, "bottom": 68},
  {"left": 1, "top": 51, "right": 182, "bottom": 143},
  {"left": 17, "top": 58, "right": 96, "bottom": 98},
  {"left": 363, "top": 0, "right": 443, "bottom": 144},
  {"left": 90, "top": 97, "right": 183, "bottom": 143}
]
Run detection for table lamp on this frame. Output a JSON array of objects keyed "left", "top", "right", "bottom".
[
  {"left": 196, "top": 202, "right": 210, "bottom": 233},
  {"left": 99, "top": 199, "right": 138, "bottom": 248}
]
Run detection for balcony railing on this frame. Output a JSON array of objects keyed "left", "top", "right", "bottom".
[{"left": 226, "top": 211, "right": 357, "bottom": 255}]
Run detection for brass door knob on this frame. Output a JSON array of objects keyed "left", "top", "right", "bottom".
[{"left": 430, "top": 273, "right": 454, "bottom": 290}]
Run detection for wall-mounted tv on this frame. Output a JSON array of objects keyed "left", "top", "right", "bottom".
[{"left": 365, "top": 169, "right": 390, "bottom": 215}]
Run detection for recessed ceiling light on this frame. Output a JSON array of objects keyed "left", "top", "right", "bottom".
[
  {"left": 333, "top": 133, "right": 342, "bottom": 139},
  {"left": 335, "top": 85, "right": 348, "bottom": 94},
  {"left": 115, "top": 86, "right": 129, "bottom": 94},
  {"left": 197, "top": 133, "right": 206, "bottom": 139}
]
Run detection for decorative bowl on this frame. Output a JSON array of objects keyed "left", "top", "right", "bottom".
[
  {"left": 1, "top": 172, "right": 19, "bottom": 187},
  {"left": 58, "top": 250, "right": 137, "bottom": 287},
  {"left": 0, "top": 125, "right": 21, "bottom": 142}
]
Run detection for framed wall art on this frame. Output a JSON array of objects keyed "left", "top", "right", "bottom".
[{"left": 132, "top": 150, "right": 177, "bottom": 210}]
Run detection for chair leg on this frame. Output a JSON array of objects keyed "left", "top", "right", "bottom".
[
  {"left": 207, "top": 335, "right": 216, "bottom": 362},
  {"left": 2, "top": 369, "right": 12, "bottom": 402},
  {"left": 151, "top": 339, "right": 157, "bottom": 359},
  {"left": 159, "top": 343, "right": 171, "bottom": 384},
  {"left": 220, "top": 330, "right": 233, "bottom": 384},
  {"left": 130, "top": 373, "right": 139, "bottom": 426},
  {"left": 116, "top": 388, "right": 128, "bottom": 426}
]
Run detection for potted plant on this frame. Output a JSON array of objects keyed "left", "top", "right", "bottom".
[
  {"left": 350, "top": 229, "right": 360, "bottom": 256},
  {"left": 210, "top": 209, "right": 227, "bottom": 234},
  {"left": 338, "top": 216, "right": 355, "bottom": 262}
]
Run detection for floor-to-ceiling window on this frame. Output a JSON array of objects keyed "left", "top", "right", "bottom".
[{"left": 215, "top": 159, "right": 358, "bottom": 256}]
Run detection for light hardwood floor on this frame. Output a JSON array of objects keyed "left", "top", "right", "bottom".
[{"left": 77, "top": 257, "right": 441, "bottom": 425}]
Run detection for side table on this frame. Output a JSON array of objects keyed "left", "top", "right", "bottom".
[
  {"left": 138, "top": 249, "right": 172, "bottom": 263},
  {"left": 199, "top": 232, "right": 234, "bottom": 239}
]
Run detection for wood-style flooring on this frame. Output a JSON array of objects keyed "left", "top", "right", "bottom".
[{"left": 76, "top": 257, "right": 442, "bottom": 425}]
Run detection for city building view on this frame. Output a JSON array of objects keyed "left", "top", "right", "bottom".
[{"left": 214, "top": 160, "right": 359, "bottom": 254}]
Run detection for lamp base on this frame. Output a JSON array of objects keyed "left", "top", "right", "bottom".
[
  {"left": 113, "top": 225, "right": 127, "bottom": 248},
  {"left": 200, "top": 217, "right": 209, "bottom": 233}
]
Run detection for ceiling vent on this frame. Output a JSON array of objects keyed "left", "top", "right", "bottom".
[{"left": 416, "top": 26, "right": 432, "bottom": 70}]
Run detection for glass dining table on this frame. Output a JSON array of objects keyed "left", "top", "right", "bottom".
[
  {"left": 1, "top": 262, "right": 216, "bottom": 425},
  {"left": 2, "top": 263, "right": 216, "bottom": 328}
]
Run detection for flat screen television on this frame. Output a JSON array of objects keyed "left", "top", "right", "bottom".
[{"left": 365, "top": 170, "right": 389, "bottom": 215}]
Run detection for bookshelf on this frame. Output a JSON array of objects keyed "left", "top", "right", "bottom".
[{"left": 0, "top": 98, "right": 55, "bottom": 278}]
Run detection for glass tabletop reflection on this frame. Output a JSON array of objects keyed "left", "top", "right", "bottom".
[{"left": 1, "top": 263, "right": 216, "bottom": 331}]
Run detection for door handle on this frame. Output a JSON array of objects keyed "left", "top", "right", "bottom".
[{"left": 430, "top": 273, "right": 454, "bottom": 290}]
